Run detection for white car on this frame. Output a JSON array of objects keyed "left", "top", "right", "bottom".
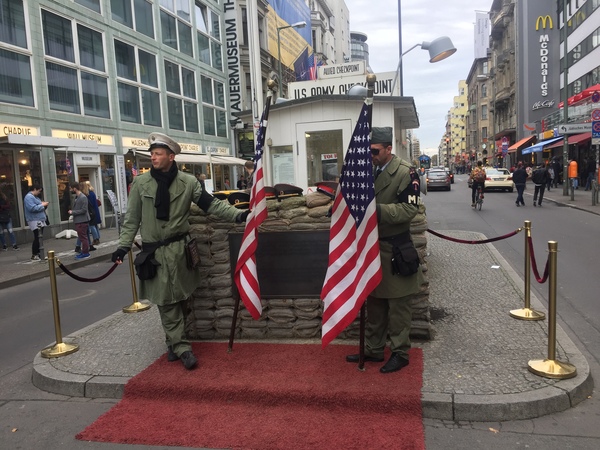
[{"left": 484, "top": 168, "right": 514, "bottom": 192}]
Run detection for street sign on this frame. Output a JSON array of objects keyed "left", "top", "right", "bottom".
[
  {"left": 557, "top": 123, "right": 592, "bottom": 134},
  {"left": 592, "top": 109, "right": 600, "bottom": 121},
  {"left": 592, "top": 91, "right": 600, "bottom": 103},
  {"left": 592, "top": 121, "right": 600, "bottom": 139}
]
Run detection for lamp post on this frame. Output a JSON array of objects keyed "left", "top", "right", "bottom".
[
  {"left": 390, "top": 36, "right": 457, "bottom": 96},
  {"left": 277, "top": 21, "right": 306, "bottom": 99},
  {"left": 561, "top": 0, "right": 569, "bottom": 196}
]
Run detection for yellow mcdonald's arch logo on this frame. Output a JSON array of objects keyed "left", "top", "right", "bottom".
[{"left": 535, "top": 15, "right": 553, "bottom": 30}]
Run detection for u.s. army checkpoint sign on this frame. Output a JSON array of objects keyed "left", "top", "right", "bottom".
[{"left": 288, "top": 71, "right": 400, "bottom": 100}]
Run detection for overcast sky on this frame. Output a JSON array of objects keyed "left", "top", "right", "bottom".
[{"left": 345, "top": 0, "right": 493, "bottom": 153}]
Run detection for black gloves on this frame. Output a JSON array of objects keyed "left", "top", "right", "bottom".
[
  {"left": 236, "top": 210, "right": 251, "bottom": 223},
  {"left": 111, "top": 247, "right": 129, "bottom": 263}
]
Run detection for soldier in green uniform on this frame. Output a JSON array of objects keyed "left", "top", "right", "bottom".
[
  {"left": 112, "top": 133, "right": 249, "bottom": 370},
  {"left": 346, "top": 127, "right": 423, "bottom": 373}
]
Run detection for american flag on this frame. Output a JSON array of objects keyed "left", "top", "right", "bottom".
[
  {"left": 234, "top": 99, "right": 271, "bottom": 319},
  {"left": 131, "top": 164, "right": 138, "bottom": 177},
  {"left": 321, "top": 100, "right": 382, "bottom": 347}
]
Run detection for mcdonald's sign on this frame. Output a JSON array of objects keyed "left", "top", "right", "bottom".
[{"left": 535, "top": 15, "right": 553, "bottom": 30}]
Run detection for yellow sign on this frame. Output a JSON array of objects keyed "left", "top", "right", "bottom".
[
  {"left": 267, "top": 6, "right": 310, "bottom": 70},
  {"left": 52, "top": 129, "right": 114, "bottom": 145},
  {"left": 122, "top": 137, "right": 148, "bottom": 148},
  {"left": 180, "top": 143, "right": 201, "bottom": 152},
  {"left": 205, "top": 145, "right": 229, "bottom": 155},
  {"left": 535, "top": 15, "right": 553, "bottom": 30},
  {"left": 0, "top": 123, "right": 39, "bottom": 137}
]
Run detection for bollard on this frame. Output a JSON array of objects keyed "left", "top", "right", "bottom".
[
  {"left": 528, "top": 241, "right": 577, "bottom": 379},
  {"left": 122, "top": 249, "right": 151, "bottom": 313},
  {"left": 40, "top": 251, "right": 79, "bottom": 358},
  {"left": 510, "top": 221, "right": 545, "bottom": 321}
]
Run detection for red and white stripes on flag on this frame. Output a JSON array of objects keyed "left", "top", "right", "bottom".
[
  {"left": 321, "top": 100, "right": 382, "bottom": 347},
  {"left": 234, "top": 99, "right": 271, "bottom": 319}
]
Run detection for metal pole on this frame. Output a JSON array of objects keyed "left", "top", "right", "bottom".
[
  {"left": 510, "top": 221, "right": 545, "bottom": 320},
  {"left": 562, "top": 0, "right": 570, "bottom": 196},
  {"left": 528, "top": 241, "right": 577, "bottom": 379},
  {"left": 122, "top": 249, "right": 151, "bottom": 313},
  {"left": 40, "top": 251, "right": 79, "bottom": 358},
  {"left": 277, "top": 27, "right": 283, "bottom": 99},
  {"left": 397, "top": 0, "right": 403, "bottom": 96}
]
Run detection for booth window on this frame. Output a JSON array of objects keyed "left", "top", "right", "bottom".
[{"left": 305, "top": 130, "right": 343, "bottom": 186}]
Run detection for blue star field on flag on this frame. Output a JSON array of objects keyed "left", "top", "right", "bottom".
[{"left": 339, "top": 102, "right": 374, "bottom": 227}]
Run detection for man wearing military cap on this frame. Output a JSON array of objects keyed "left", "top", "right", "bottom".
[
  {"left": 346, "top": 126, "right": 423, "bottom": 373},
  {"left": 111, "top": 132, "right": 249, "bottom": 370}
]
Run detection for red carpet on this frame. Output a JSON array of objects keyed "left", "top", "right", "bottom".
[{"left": 77, "top": 343, "right": 424, "bottom": 450}]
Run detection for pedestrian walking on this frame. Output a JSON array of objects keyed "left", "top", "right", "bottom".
[
  {"left": 531, "top": 163, "right": 549, "bottom": 206},
  {"left": 68, "top": 182, "right": 91, "bottom": 260},
  {"left": 512, "top": 162, "right": 527, "bottom": 206}
]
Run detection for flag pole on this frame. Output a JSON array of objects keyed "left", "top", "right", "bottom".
[
  {"left": 228, "top": 78, "right": 277, "bottom": 353},
  {"left": 358, "top": 74, "right": 377, "bottom": 371}
]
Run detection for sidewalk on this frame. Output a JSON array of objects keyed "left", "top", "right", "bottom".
[{"left": 4, "top": 194, "right": 596, "bottom": 422}]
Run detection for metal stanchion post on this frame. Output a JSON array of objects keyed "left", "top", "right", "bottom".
[
  {"left": 528, "top": 241, "right": 577, "bottom": 379},
  {"left": 510, "top": 220, "right": 545, "bottom": 320},
  {"left": 41, "top": 251, "right": 79, "bottom": 358},
  {"left": 122, "top": 249, "right": 151, "bottom": 313}
]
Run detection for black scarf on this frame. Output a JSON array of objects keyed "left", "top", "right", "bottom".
[{"left": 150, "top": 163, "right": 178, "bottom": 221}]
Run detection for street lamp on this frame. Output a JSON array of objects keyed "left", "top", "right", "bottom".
[
  {"left": 390, "top": 36, "right": 457, "bottom": 96},
  {"left": 277, "top": 21, "right": 307, "bottom": 98}
]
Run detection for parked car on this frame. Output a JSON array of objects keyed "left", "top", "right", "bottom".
[
  {"left": 426, "top": 168, "right": 451, "bottom": 191},
  {"left": 484, "top": 168, "right": 514, "bottom": 192}
]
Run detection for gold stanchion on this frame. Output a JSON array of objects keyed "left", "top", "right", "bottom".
[
  {"left": 510, "top": 220, "right": 545, "bottom": 320},
  {"left": 528, "top": 241, "right": 577, "bottom": 379},
  {"left": 122, "top": 249, "right": 151, "bottom": 313},
  {"left": 41, "top": 251, "right": 79, "bottom": 358}
]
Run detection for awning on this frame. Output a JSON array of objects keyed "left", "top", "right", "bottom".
[
  {"left": 521, "top": 137, "right": 563, "bottom": 155},
  {"left": 544, "top": 132, "right": 591, "bottom": 150},
  {"left": 0, "top": 134, "right": 116, "bottom": 153},
  {"left": 507, "top": 135, "right": 536, "bottom": 152},
  {"left": 135, "top": 150, "right": 246, "bottom": 165}
]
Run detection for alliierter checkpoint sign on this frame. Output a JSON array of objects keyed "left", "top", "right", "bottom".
[{"left": 288, "top": 71, "right": 400, "bottom": 99}]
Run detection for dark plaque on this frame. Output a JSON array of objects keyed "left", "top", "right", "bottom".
[{"left": 229, "top": 230, "right": 330, "bottom": 298}]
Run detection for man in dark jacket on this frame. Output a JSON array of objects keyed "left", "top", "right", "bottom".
[
  {"left": 531, "top": 163, "right": 549, "bottom": 206},
  {"left": 512, "top": 162, "right": 528, "bottom": 206},
  {"left": 68, "top": 182, "right": 91, "bottom": 259},
  {"left": 345, "top": 127, "right": 423, "bottom": 374}
]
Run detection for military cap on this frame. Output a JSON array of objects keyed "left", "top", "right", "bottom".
[
  {"left": 148, "top": 132, "right": 181, "bottom": 155},
  {"left": 371, "top": 127, "right": 393, "bottom": 145},
  {"left": 316, "top": 181, "right": 338, "bottom": 199},
  {"left": 213, "top": 191, "right": 229, "bottom": 201},
  {"left": 264, "top": 186, "right": 277, "bottom": 199},
  {"left": 274, "top": 183, "right": 303, "bottom": 200},
  {"left": 228, "top": 191, "right": 250, "bottom": 209}
]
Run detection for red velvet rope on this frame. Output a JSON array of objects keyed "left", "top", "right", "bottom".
[
  {"left": 527, "top": 235, "right": 549, "bottom": 283},
  {"left": 426, "top": 227, "right": 522, "bottom": 244},
  {"left": 56, "top": 260, "right": 119, "bottom": 283}
]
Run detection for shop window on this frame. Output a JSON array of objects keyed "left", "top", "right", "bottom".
[
  {"left": 0, "top": 149, "right": 21, "bottom": 228},
  {"left": 54, "top": 152, "right": 74, "bottom": 221}
]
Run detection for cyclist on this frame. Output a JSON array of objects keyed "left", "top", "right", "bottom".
[{"left": 470, "top": 161, "right": 486, "bottom": 207}]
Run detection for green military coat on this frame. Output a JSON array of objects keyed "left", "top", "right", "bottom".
[
  {"left": 371, "top": 155, "right": 423, "bottom": 299},
  {"left": 119, "top": 170, "right": 240, "bottom": 305}
]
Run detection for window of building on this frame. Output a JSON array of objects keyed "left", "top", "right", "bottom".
[
  {"left": 481, "top": 104, "right": 488, "bottom": 120},
  {"left": 201, "top": 74, "right": 226, "bottom": 137},
  {"left": 160, "top": 0, "right": 193, "bottom": 56},
  {"left": 0, "top": 48, "right": 34, "bottom": 107},
  {"left": 115, "top": 39, "right": 160, "bottom": 125},
  {"left": 165, "top": 59, "right": 198, "bottom": 132},
  {"left": 481, "top": 84, "right": 487, "bottom": 98},
  {"left": 482, "top": 127, "right": 487, "bottom": 139},
  {"left": 195, "top": 2, "right": 222, "bottom": 71},
  {"left": 482, "top": 61, "right": 488, "bottom": 75},
  {"left": 111, "top": 0, "right": 154, "bottom": 38},
  {"left": 75, "top": 0, "right": 100, "bottom": 14},
  {"left": 1, "top": 0, "right": 27, "bottom": 48},
  {"left": 42, "top": 10, "right": 109, "bottom": 117}
]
